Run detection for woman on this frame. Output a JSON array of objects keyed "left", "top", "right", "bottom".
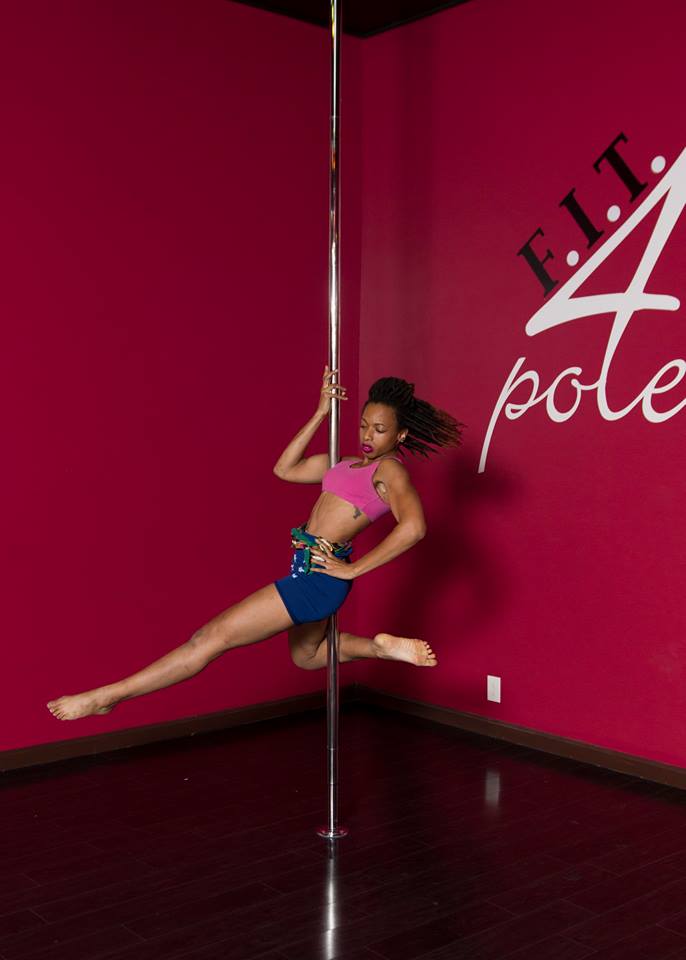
[{"left": 47, "top": 366, "right": 464, "bottom": 720}]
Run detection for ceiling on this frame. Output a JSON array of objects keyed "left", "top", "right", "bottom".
[{"left": 230, "top": 0, "right": 472, "bottom": 37}]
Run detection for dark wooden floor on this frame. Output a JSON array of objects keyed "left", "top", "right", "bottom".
[{"left": 3, "top": 705, "right": 686, "bottom": 960}]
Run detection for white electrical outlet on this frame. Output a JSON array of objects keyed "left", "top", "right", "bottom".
[{"left": 487, "top": 675, "right": 501, "bottom": 703}]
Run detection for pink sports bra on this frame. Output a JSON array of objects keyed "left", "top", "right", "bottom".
[{"left": 321, "top": 455, "right": 403, "bottom": 522}]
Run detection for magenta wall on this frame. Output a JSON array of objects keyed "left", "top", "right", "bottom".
[
  {"left": 7, "top": 0, "right": 685, "bottom": 771},
  {"left": 348, "top": 0, "right": 686, "bottom": 767},
  {"left": 1, "top": 1, "right": 362, "bottom": 751}
]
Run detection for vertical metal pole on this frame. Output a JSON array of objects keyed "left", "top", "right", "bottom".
[{"left": 317, "top": 0, "right": 347, "bottom": 841}]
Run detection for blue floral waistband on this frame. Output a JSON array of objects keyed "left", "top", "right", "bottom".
[{"left": 290, "top": 523, "right": 353, "bottom": 574}]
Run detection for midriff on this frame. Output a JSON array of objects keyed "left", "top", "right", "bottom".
[{"left": 305, "top": 490, "right": 373, "bottom": 543}]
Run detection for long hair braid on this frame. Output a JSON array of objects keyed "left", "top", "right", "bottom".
[{"left": 365, "top": 376, "right": 465, "bottom": 460}]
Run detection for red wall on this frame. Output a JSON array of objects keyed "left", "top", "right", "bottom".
[
  {"left": 1, "top": 0, "right": 362, "bottom": 751},
  {"left": 349, "top": 0, "right": 686, "bottom": 767}
]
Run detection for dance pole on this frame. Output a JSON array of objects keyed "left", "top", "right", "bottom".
[{"left": 317, "top": 0, "right": 347, "bottom": 841}]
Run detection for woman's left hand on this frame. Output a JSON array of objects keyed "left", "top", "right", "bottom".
[{"left": 310, "top": 542, "right": 356, "bottom": 579}]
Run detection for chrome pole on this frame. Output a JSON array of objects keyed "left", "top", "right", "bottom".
[{"left": 317, "top": 0, "right": 347, "bottom": 841}]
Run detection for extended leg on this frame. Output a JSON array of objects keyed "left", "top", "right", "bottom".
[{"left": 47, "top": 583, "right": 295, "bottom": 720}]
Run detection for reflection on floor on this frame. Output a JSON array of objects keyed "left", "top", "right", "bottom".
[{"left": 2, "top": 703, "right": 686, "bottom": 959}]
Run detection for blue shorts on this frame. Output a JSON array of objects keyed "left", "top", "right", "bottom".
[{"left": 274, "top": 546, "right": 354, "bottom": 626}]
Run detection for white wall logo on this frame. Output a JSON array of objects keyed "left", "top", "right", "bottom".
[{"left": 479, "top": 134, "right": 685, "bottom": 473}]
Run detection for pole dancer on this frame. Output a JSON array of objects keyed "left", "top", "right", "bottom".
[{"left": 46, "top": 368, "right": 463, "bottom": 724}]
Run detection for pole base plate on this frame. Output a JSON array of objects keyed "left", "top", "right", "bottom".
[{"left": 316, "top": 825, "right": 349, "bottom": 839}]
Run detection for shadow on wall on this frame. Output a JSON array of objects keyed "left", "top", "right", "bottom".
[{"left": 365, "top": 440, "right": 525, "bottom": 710}]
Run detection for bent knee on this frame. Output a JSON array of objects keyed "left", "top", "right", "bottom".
[
  {"left": 290, "top": 647, "right": 321, "bottom": 670},
  {"left": 296, "top": 659, "right": 323, "bottom": 671}
]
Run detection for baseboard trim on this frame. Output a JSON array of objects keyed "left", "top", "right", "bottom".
[
  {"left": 1, "top": 689, "right": 345, "bottom": 772},
  {"left": 351, "top": 684, "right": 686, "bottom": 790},
  {"left": 4, "top": 683, "right": 685, "bottom": 790}
]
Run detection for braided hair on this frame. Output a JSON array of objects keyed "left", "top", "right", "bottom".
[{"left": 365, "top": 377, "right": 465, "bottom": 460}]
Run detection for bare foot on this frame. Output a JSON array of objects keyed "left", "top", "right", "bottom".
[
  {"left": 372, "top": 633, "right": 437, "bottom": 667},
  {"left": 46, "top": 689, "right": 117, "bottom": 720}
]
